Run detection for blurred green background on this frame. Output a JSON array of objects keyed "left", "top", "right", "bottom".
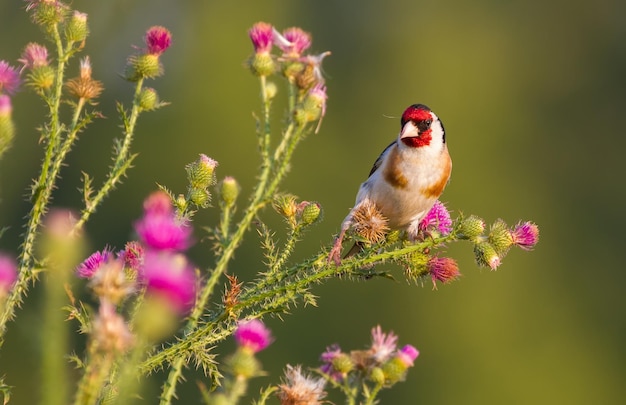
[{"left": 1, "top": 0, "right": 625, "bottom": 404}]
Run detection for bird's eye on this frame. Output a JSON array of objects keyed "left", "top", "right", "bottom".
[{"left": 416, "top": 119, "right": 432, "bottom": 132}]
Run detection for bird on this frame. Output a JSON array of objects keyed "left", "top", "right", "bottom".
[{"left": 328, "top": 103, "right": 452, "bottom": 265}]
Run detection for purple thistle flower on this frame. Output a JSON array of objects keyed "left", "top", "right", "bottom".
[
  {"left": 118, "top": 241, "right": 144, "bottom": 271},
  {"left": 419, "top": 200, "right": 452, "bottom": 235},
  {"left": 0, "top": 253, "right": 17, "bottom": 297},
  {"left": 141, "top": 250, "right": 197, "bottom": 314},
  {"left": 274, "top": 27, "right": 312, "bottom": 56},
  {"left": 145, "top": 26, "right": 172, "bottom": 56},
  {"left": 319, "top": 344, "right": 345, "bottom": 382},
  {"left": 428, "top": 257, "right": 460, "bottom": 288},
  {"left": 143, "top": 190, "right": 173, "bottom": 216},
  {"left": 370, "top": 325, "right": 398, "bottom": 363},
  {"left": 234, "top": 319, "right": 273, "bottom": 353},
  {"left": 19, "top": 43, "right": 49, "bottom": 69},
  {"left": 511, "top": 221, "right": 539, "bottom": 251},
  {"left": 135, "top": 212, "right": 192, "bottom": 251},
  {"left": 135, "top": 191, "right": 192, "bottom": 251},
  {"left": 76, "top": 248, "right": 112, "bottom": 278},
  {"left": 249, "top": 22, "right": 274, "bottom": 54},
  {"left": 0, "top": 61, "right": 20, "bottom": 95},
  {"left": 395, "top": 344, "right": 419, "bottom": 368}
]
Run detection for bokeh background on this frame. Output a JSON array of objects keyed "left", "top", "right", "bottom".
[{"left": 1, "top": 0, "right": 625, "bottom": 404}]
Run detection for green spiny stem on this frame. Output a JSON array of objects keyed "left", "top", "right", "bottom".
[
  {"left": 73, "top": 351, "right": 114, "bottom": 405},
  {"left": 0, "top": 24, "right": 70, "bottom": 341},
  {"left": 158, "top": 357, "right": 185, "bottom": 405},
  {"left": 363, "top": 382, "right": 384, "bottom": 405},
  {"left": 73, "top": 78, "right": 145, "bottom": 233},
  {"left": 271, "top": 226, "right": 302, "bottom": 273},
  {"left": 143, "top": 236, "right": 455, "bottom": 373},
  {"left": 259, "top": 75, "right": 272, "bottom": 164}
]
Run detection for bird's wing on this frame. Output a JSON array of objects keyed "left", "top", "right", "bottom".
[{"left": 368, "top": 140, "right": 396, "bottom": 177}]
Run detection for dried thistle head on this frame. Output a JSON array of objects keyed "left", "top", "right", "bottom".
[
  {"left": 223, "top": 274, "right": 243, "bottom": 312},
  {"left": 351, "top": 200, "right": 389, "bottom": 244}
]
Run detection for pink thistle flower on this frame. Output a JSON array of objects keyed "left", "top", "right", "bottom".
[
  {"left": 135, "top": 191, "right": 192, "bottom": 251},
  {"left": 143, "top": 190, "right": 173, "bottom": 216},
  {"left": 395, "top": 344, "right": 419, "bottom": 367},
  {"left": 427, "top": 257, "right": 460, "bottom": 288},
  {"left": 118, "top": 241, "right": 144, "bottom": 271},
  {"left": 278, "top": 365, "right": 327, "bottom": 405},
  {"left": 92, "top": 300, "right": 134, "bottom": 353},
  {"left": 141, "top": 250, "right": 197, "bottom": 314},
  {"left": 0, "top": 61, "right": 21, "bottom": 95},
  {"left": 419, "top": 200, "right": 452, "bottom": 235},
  {"left": 134, "top": 212, "right": 192, "bottom": 251},
  {"left": 319, "top": 344, "right": 345, "bottom": 382},
  {"left": 249, "top": 22, "right": 274, "bottom": 54},
  {"left": 234, "top": 319, "right": 273, "bottom": 353},
  {"left": 145, "top": 26, "right": 172, "bottom": 56},
  {"left": 274, "top": 27, "right": 311, "bottom": 56},
  {"left": 511, "top": 221, "right": 539, "bottom": 251},
  {"left": 370, "top": 325, "right": 398, "bottom": 363},
  {"left": 19, "top": 43, "right": 49, "bottom": 69},
  {"left": 0, "top": 95, "right": 12, "bottom": 117},
  {"left": 76, "top": 247, "right": 113, "bottom": 278},
  {"left": 0, "top": 253, "right": 17, "bottom": 297}
]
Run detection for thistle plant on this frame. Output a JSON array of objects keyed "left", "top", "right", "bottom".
[{"left": 0, "top": 4, "right": 540, "bottom": 405}]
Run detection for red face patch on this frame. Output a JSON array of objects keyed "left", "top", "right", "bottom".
[{"left": 401, "top": 129, "right": 432, "bottom": 147}]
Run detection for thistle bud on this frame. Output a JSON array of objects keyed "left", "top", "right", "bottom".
[
  {"left": 474, "top": 242, "right": 501, "bottom": 270},
  {"left": 369, "top": 367, "right": 385, "bottom": 385},
  {"left": 186, "top": 154, "right": 218, "bottom": 189},
  {"left": 64, "top": 11, "right": 89, "bottom": 43},
  {"left": 188, "top": 188, "right": 210, "bottom": 208},
  {"left": 488, "top": 219, "right": 514, "bottom": 255},
  {"left": 294, "top": 84, "right": 327, "bottom": 127},
  {"left": 30, "top": 0, "right": 69, "bottom": 30},
  {"left": 137, "top": 87, "right": 160, "bottom": 111},
  {"left": 249, "top": 53, "right": 276, "bottom": 77},
  {"left": 125, "top": 53, "right": 161, "bottom": 81},
  {"left": 220, "top": 176, "right": 240, "bottom": 207},
  {"left": 458, "top": 215, "right": 486, "bottom": 240},
  {"left": 227, "top": 348, "right": 262, "bottom": 378},
  {"left": 299, "top": 201, "right": 322, "bottom": 226}
]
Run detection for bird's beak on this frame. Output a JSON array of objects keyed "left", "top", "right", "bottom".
[{"left": 399, "top": 121, "right": 419, "bottom": 140}]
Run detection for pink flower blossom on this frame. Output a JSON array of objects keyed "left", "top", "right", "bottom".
[
  {"left": 319, "top": 344, "right": 345, "bottom": 382},
  {"left": 249, "top": 22, "right": 274, "bottom": 54},
  {"left": 19, "top": 43, "right": 49, "bottom": 69},
  {"left": 234, "top": 319, "right": 272, "bottom": 353},
  {"left": 419, "top": 200, "right": 452, "bottom": 235},
  {"left": 135, "top": 191, "right": 192, "bottom": 251},
  {"left": 0, "top": 253, "right": 17, "bottom": 297},
  {"left": 428, "top": 257, "right": 460, "bottom": 288},
  {"left": 395, "top": 344, "right": 419, "bottom": 367},
  {"left": 141, "top": 250, "right": 197, "bottom": 314},
  {"left": 511, "top": 221, "right": 539, "bottom": 250},
  {"left": 118, "top": 241, "right": 144, "bottom": 271},
  {"left": 76, "top": 248, "right": 113, "bottom": 278},
  {"left": 370, "top": 325, "right": 398, "bottom": 363},
  {"left": 0, "top": 61, "right": 20, "bottom": 95},
  {"left": 274, "top": 27, "right": 311, "bottom": 56},
  {"left": 145, "top": 26, "right": 172, "bottom": 55}
]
